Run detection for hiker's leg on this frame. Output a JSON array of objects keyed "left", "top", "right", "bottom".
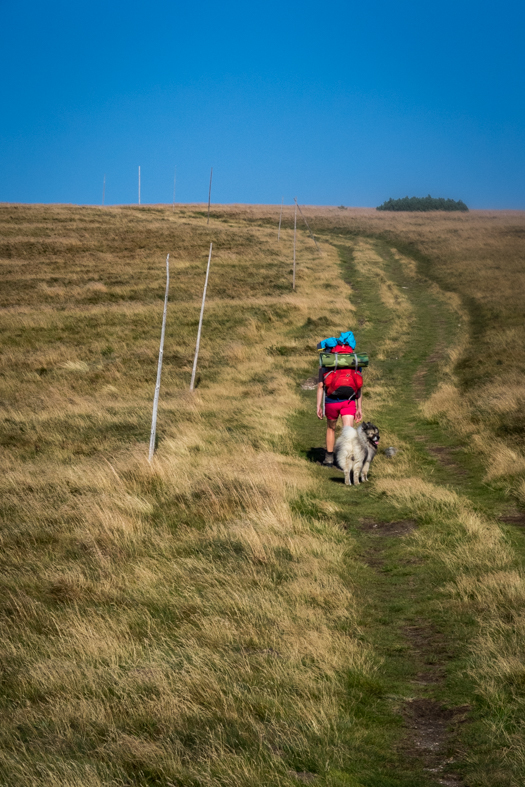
[
  {"left": 340, "top": 401, "right": 357, "bottom": 428},
  {"left": 326, "top": 419, "right": 337, "bottom": 452},
  {"left": 323, "top": 401, "right": 341, "bottom": 466}
]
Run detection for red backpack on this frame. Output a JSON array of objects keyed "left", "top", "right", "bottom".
[{"left": 324, "top": 368, "right": 363, "bottom": 398}]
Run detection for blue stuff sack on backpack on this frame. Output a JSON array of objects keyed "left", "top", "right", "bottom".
[{"left": 317, "top": 331, "right": 356, "bottom": 351}]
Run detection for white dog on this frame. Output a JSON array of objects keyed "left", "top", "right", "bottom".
[{"left": 335, "top": 422, "right": 380, "bottom": 485}]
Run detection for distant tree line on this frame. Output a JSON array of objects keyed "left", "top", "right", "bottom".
[{"left": 376, "top": 195, "right": 469, "bottom": 212}]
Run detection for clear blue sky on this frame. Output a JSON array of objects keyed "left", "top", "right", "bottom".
[{"left": 1, "top": 0, "right": 524, "bottom": 208}]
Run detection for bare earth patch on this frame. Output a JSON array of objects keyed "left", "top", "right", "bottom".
[
  {"left": 360, "top": 519, "right": 417, "bottom": 570},
  {"left": 360, "top": 519, "right": 417, "bottom": 537},
  {"left": 499, "top": 510, "right": 525, "bottom": 528},
  {"left": 404, "top": 619, "right": 451, "bottom": 686},
  {"left": 427, "top": 445, "right": 469, "bottom": 477},
  {"left": 402, "top": 699, "right": 469, "bottom": 786}
]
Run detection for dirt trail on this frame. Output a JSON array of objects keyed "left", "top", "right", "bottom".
[
  {"left": 296, "top": 236, "right": 484, "bottom": 785},
  {"left": 358, "top": 240, "right": 472, "bottom": 782},
  {"left": 360, "top": 518, "right": 468, "bottom": 785}
]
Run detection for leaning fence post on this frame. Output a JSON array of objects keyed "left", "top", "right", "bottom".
[
  {"left": 292, "top": 202, "right": 297, "bottom": 290},
  {"left": 277, "top": 196, "right": 284, "bottom": 241},
  {"left": 294, "top": 197, "right": 320, "bottom": 251},
  {"left": 207, "top": 168, "right": 213, "bottom": 225},
  {"left": 148, "top": 254, "right": 170, "bottom": 462},
  {"left": 190, "top": 243, "right": 213, "bottom": 391}
]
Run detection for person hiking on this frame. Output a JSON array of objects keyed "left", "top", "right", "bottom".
[{"left": 316, "top": 331, "right": 363, "bottom": 467}]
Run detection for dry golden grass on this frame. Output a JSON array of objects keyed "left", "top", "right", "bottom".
[
  {"left": 0, "top": 204, "right": 376, "bottom": 786},
  {"left": 222, "top": 205, "right": 525, "bottom": 431},
  {"left": 422, "top": 382, "right": 525, "bottom": 482},
  {"left": 213, "top": 206, "right": 525, "bottom": 783},
  {"left": 1, "top": 202, "right": 525, "bottom": 784}
]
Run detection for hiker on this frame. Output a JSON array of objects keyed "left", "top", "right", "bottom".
[{"left": 316, "top": 331, "right": 363, "bottom": 467}]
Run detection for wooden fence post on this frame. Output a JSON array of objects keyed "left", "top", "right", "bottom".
[
  {"left": 292, "top": 202, "right": 297, "bottom": 290},
  {"left": 278, "top": 196, "right": 283, "bottom": 241},
  {"left": 294, "top": 197, "right": 320, "bottom": 251},
  {"left": 190, "top": 243, "right": 213, "bottom": 391},
  {"left": 148, "top": 254, "right": 170, "bottom": 462},
  {"left": 207, "top": 167, "right": 213, "bottom": 225}
]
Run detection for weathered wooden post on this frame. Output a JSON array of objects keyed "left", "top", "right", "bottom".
[
  {"left": 294, "top": 197, "right": 320, "bottom": 251},
  {"left": 207, "top": 168, "right": 213, "bottom": 225},
  {"left": 278, "top": 196, "right": 284, "bottom": 241},
  {"left": 292, "top": 202, "right": 297, "bottom": 290},
  {"left": 148, "top": 254, "right": 170, "bottom": 462},
  {"left": 190, "top": 243, "right": 213, "bottom": 391}
]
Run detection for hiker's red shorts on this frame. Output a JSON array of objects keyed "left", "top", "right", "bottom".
[{"left": 325, "top": 399, "right": 357, "bottom": 421}]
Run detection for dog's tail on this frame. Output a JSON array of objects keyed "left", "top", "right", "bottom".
[{"left": 341, "top": 425, "right": 357, "bottom": 436}]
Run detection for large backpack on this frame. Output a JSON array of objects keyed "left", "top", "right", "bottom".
[
  {"left": 324, "top": 368, "right": 363, "bottom": 399},
  {"left": 317, "top": 333, "right": 366, "bottom": 398}
]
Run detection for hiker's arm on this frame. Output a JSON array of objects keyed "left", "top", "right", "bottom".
[
  {"left": 316, "top": 382, "right": 324, "bottom": 419},
  {"left": 355, "top": 390, "right": 363, "bottom": 423}
]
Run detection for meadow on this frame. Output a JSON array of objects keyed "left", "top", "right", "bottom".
[{"left": 0, "top": 203, "right": 524, "bottom": 787}]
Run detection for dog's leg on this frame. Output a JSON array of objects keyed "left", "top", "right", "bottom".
[
  {"left": 352, "top": 459, "right": 361, "bottom": 485},
  {"left": 342, "top": 452, "right": 355, "bottom": 485},
  {"left": 344, "top": 456, "right": 352, "bottom": 485},
  {"left": 361, "top": 460, "right": 370, "bottom": 482}
]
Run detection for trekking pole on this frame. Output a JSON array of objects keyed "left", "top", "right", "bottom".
[
  {"left": 190, "top": 243, "right": 213, "bottom": 391},
  {"left": 294, "top": 198, "right": 320, "bottom": 252},
  {"left": 277, "top": 196, "right": 283, "bottom": 241},
  {"left": 320, "top": 353, "right": 326, "bottom": 417},
  {"left": 148, "top": 254, "right": 170, "bottom": 462}
]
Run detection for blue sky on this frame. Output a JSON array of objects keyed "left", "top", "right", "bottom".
[{"left": 1, "top": 0, "right": 524, "bottom": 208}]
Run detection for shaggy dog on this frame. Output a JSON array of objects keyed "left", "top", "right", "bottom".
[{"left": 335, "top": 422, "right": 380, "bottom": 485}]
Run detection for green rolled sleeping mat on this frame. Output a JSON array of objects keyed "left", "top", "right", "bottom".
[{"left": 318, "top": 351, "right": 369, "bottom": 369}]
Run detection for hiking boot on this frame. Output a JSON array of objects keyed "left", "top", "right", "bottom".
[{"left": 322, "top": 451, "right": 334, "bottom": 467}]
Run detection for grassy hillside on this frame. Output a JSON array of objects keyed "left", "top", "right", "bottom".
[
  {"left": 224, "top": 205, "right": 525, "bottom": 499},
  {"left": 1, "top": 204, "right": 524, "bottom": 787}
]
